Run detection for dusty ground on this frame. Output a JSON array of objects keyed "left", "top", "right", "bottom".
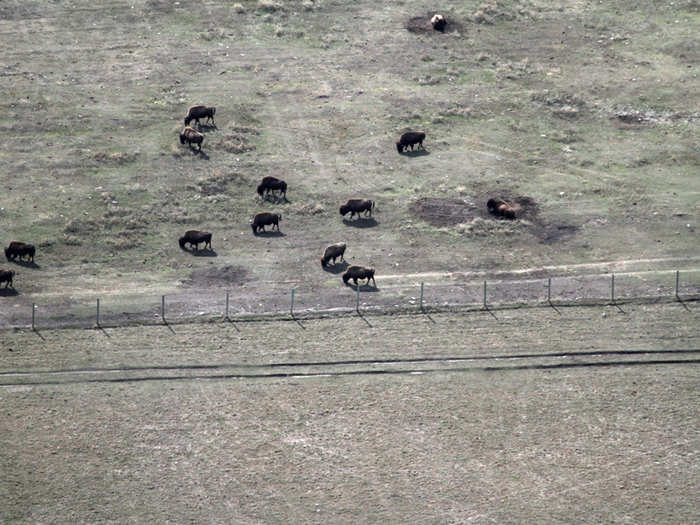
[{"left": 1, "top": 302, "right": 698, "bottom": 523}]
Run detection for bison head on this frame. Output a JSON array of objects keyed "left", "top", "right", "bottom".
[
  {"left": 396, "top": 142, "right": 404, "bottom": 153},
  {"left": 339, "top": 205, "right": 349, "bottom": 216},
  {"left": 179, "top": 132, "right": 187, "bottom": 144},
  {"left": 342, "top": 272, "right": 351, "bottom": 284},
  {"left": 257, "top": 184, "right": 265, "bottom": 196},
  {"left": 178, "top": 237, "right": 187, "bottom": 249}
]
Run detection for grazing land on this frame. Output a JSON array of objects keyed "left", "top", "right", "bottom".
[
  {"left": 1, "top": 303, "right": 699, "bottom": 523},
  {"left": 1, "top": 0, "right": 699, "bottom": 523}
]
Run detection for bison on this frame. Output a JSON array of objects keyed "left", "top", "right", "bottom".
[
  {"left": 396, "top": 131, "right": 426, "bottom": 153},
  {"left": 257, "top": 176, "right": 288, "bottom": 201},
  {"left": 251, "top": 212, "right": 281, "bottom": 234},
  {"left": 179, "top": 230, "right": 213, "bottom": 251},
  {"left": 184, "top": 105, "right": 216, "bottom": 128},
  {"left": 340, "top": 199, "right": 374, "bottom": 220},
  {"left": 5, "top": 241, "right": 35, "bottom": 262},
  {"left": 321, "top": 242, "right": 347, "bottom": 268},
  {"left": 431, "top": 14, "right": 447, "bottom": 31},
  {"left": 342, "top": 265, "right": 376, "bottom": 287},
  {"left": 487, "top": 198, "right": 516, "bottom": 220},
  {"left": 0, "top": 269, "right": 14, "bottom": 288},
  {"left": 180, "top": 126, "right": 204, "bottom": 151}
]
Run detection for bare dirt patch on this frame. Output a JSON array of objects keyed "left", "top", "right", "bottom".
[
  {"left": 183, "top": 264, "right": 248, "bottom": 288},
  {"left": 406, "top": 12, "right": 466, "bottom": 35}
]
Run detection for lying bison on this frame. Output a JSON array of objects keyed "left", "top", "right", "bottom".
[
  {"left": 321, "top": 242, "right": 347, "bottom": 268},
  {"left": 396, "top": 131, "right": 426, "bottom": 153},
  {"left": 251, "top": 212, "right": 281, "bottom": 234},
  {"left": 5, "top": 241, "right": 35, "bottom": 262},
  {"left": 340, "top": 199, "right": 374, "bottom": 220},
  {"left": 431, "top": 14, "right": 447, "bottom": 31},
  {"left": 487, "top": 198, "right": 516, "bottom": 220},
  {"left": 257, "top": 176, "right": 287, "bottom": 201},
  {"left": 342, "top": 265, "right": 376, "bottom": 287},
  {"left": 180, "top": 126, "right": 204, "bottom": 151},
  {"left": 179, "top": 230, "right": 213, "bottom": 251},
  {"left": 0, "top": 269, "right": 14, "bottom": 288},
  {"left": 184, "top": 105, "right": 216, "bottom": 128}
]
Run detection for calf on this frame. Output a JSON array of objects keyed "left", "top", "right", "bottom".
[
  {"left": 487, "top": 198, "right": 516, "bottom": 220},
  {"left": 321, "top": 242, "right": 347, "bottom": 268},
  {"left": 0, "top": 269, "right": 14, "bottom": 288},
  {"left": 340, "top": 199, "right": 374, "bottom": 220},
  {"left": 342, "top": 265, "right": 376, "bottom": 287},
  {"left": 431, "top": 14, "right": 447, "bottom": 31},
  {"left": 4, "top": 241, "right": 35, "bottom": 262},
  {"left": 184, "top": 105, "right": 216, "bottom": 127},
  {"left": 257, "top": 176, "right": 287, "bottom": 201},
  {"left": 180, "top": 126, "right": 204, "bottom": 151},
  {"left": 179, "top": 230, "right": 212, "bottom": 251},
  {"left": 251, "top": 212, "right": 281, "bottom": 234},
  {"left": 396, "top": 131, "right": 426, "bottom": 153}
]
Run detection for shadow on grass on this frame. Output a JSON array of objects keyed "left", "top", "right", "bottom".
[
  {"left": 342, "top": 217, "right": 378, "bottom": 228},
  {"left": 400, "top": 148, "right": 430, "bottom": 157},
  {"left": 322, "top": 261, "right": 349, "bottom": 274},
  {"left": 0, "top": 287, "right": 19, "bottom": 297},
  {"left": 8, "top": 260, "right": 40, "bottom": 269},
  {"left": 253, "top": 230, "right": 285, "bottom": 237},
  {"left": 192, "top": 249, "right": 218, "bottom": 257},
  {"left": 346, "top": 283, "right": 380, "bottom": 292}
]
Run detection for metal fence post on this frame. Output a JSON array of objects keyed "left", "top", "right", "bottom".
[
  {"left": 420, "top": 282, "right": 424, "bottom": 311},
  {"left": 483, "top": 281, "right": 487, "bottom": 309},
  {"left": 161, "top": 295, "right": 166, "bottom": 323},
  {"left": 675, "top": 270, "right": 680, "bottom": 299},
  {"left": 611, "top": 273, "right": 615, "bottom": 303},
  {"left": 356, "top": 285, "right": 360, "bottom": 313},
  {"left": 225, "top": 291, "right": 230, "bottom": 319},
  {"left": 32, "top": 303, "right": 36, "bottom": 330},
  {"left": 547, "top": 277, "right": 552, "bottom": 303},
  {"left": 290, "top": 288, "right": 295, "bottom": 316},
  {"left": 96, "top": 298, "right": 100, "bottom": 326}
]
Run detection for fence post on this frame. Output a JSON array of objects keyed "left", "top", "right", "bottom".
[
  {"left": 483, "top": 281, "right": 487, "bottom": 309},
  {"left": 96, "top": 298, "right": 100, "bottom": 327},
  {"left": 290, "top": 288, "right": 295, "bottom": 316},
  {"left": 31, "top": 303, "right": 36, "bottom": 330},
  {"left": 161, "top": 295, "right": 166, "bottom": 323},
  {"left": 611, "top": 273, "right": 615, "bottom": 303},
  {"left": 675, "top": 270, "right": 680, "bottom": 299},
  {"left": 420, "top": 282, "right": 424, "bottom": 311},
  {"left": 356, "top": 285, "right": 360, "bottom": 313},
  {"left": 547, "top": 277, "right": 552, "bottom": 304},
  {"left": 225, "top": 292, "right": 230, "bottom": 319}
]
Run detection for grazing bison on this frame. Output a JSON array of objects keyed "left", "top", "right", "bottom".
[
  {"left": 184, "top": 105, "right": 216, "bottom": 127},
  {"left": 257, "top": 176, "right": 288, "bottom": 201},
  {"left": 431, "top": 14, "right": 447, "bottom": 31},
  {"left": 4, "top": 241, "right": 35, "bottom": 262},
  {"left": 321, "top": 242, "right": 347, "bottom": 268},
  {"left": 487, "top": 198, "right": 516, "bottom": 220},
  {"left": 180, "top": 126, "right": 204, "bottom": 151},
  {"left": 251, "top": 212, "right": 281, "bottom": 234},
  {"left": 342, "top": 265, "right": 376, "bottom": 287},
  {"left": 179, "top": 230, "right": 213, "bottom": 251},
  {"left": 0, "top": 269, "right": 14, "bottom": 288},
  {"left": 396, "top": 131, "right": 426, "bottom": 153},
  {"left": 340, "top": 199, "right": 374, "bottom": 220}
]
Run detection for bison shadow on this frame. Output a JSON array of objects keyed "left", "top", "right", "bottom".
[
  {"left": 253, "top": 230, "right": 286, "bottom": 237},
  {"left": 7, "top": 259, "right": 40, "bottom": 269},
  {"left": 346, "top": 282, "right": 380, "bottom": 292},
  {"left": 322, "top": 261, "right": 349, "bottom": 274},
  {"left": 399, "top": 148, "right": 430, "bottom": 157},
  {"left": 342, "top": 217, "right": 378, "bottom": 228},
  {"left": 184, "top": 147, "right": 210, "bottom": 160},
  {"left": 0, "top": 287, "right": 19, "bottom": 296},
  {"left": 261, "top": 194, "right": 290, "bottom": 204},
  {"left": 197, "top": 124, "right": 217, "bottom": 132},
  {"left": 192, "top": 249, "right": 218, "bottom": 257}
]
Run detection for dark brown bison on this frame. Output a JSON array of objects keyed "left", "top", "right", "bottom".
[
  {"left": 5, "top": 241, "right": 35, "bottom": 262},
  {"left": 251, "top": 212, "right": 281, "bottom": 234},
  {"left": 342, "top": 265, "right": 376, "bottom": 287},
  {"left": 340, "top": 199, "right": 374, "bottom": 220},
  {"left": 180, "top": 126, "right": 204, "bottom": 151},
  {"left": 431, "top": 14, "right": 447, "bottom": 31},
  {"left": 179, "top": 230, "right": 212, "bottom": 251},
  {"left": 0, "top": 269, "right": 14, "bottom": 288},
  {"left": 487, "top": 198, "right": 516, "bottom": 220},
  {"left": 184, "top": 105, "right": 216, "bottom": 127},
  {"left": 321, "top": 242, "right": 347, "bottom": 268},
  {"left": 396, "top": 131, "right": 426, "bottom": 153},
  {"left": 257, "top": 176, "right": 287, "bottom": 201}
]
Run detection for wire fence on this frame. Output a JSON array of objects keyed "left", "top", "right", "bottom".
[{"left": 3, "top": 269, "right": 699, "bottom": 331}]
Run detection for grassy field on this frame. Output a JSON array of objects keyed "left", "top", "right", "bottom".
[
  {"left": 1, "top": 303, "right": 699, "bottom": 523},
  {"left": 0, "top": 0, "right": 698, "bottom": 317}
]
